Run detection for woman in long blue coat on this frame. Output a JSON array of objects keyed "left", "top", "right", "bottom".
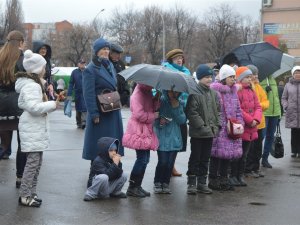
[{"left": 82, "top": 38, "right": 124, "bottom": 161}]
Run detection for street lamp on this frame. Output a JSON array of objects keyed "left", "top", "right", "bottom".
[
  {"left": 158, "top": 12, "right": 166, "bottom": 62},
  {"left": 91, "top": 9, "right": 105, "bottom": 60}
]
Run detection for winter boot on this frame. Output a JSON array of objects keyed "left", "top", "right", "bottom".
[
  {"left": 228, "top": 176, "right": 240, "bottom": 186},
  {"left": 126, "top": 176, "right": 146, "bottom": 198},
  {"left": 197, "top": 176, "right": 212, "bottom": 194},
  {"left": 208, "top": 177, "right": 221, "bottom": 191},
  {"left": 137, "top": 186, "right": 151, "bottom": 197},
  {"left": 153, "top": 182, "right": 163, "bottom": 194},
  {"left": 162, "top": 183, "right": 172, "bottom": 194},
  {"left": 220, "top": 177, "right": 234, "bottom": 191},
  {"left": 187, "top": 175, "right": 197, "bottom": 195},
  {"left": 237, "top": 175, "right": 247, "bottom": 186}
]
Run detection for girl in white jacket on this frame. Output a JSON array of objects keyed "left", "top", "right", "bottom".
[{"left": 15, "top": 50, "right": 59, "bottom": 207}]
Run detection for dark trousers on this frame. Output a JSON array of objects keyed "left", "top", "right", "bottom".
[
  {"left": 0, "top": 130, "right": 26, "bottom": 177},
  {"left": 231, "top": 141, "right": 252, "bottom": 177},
  {"left": 180, "top": 124, "right": 187, "bottom": 152},
  {"left": 129, "top": 150, "right": 150, "bottom": 187},
  {"left": 154, "top": 151, "right": 177, "bottom": 184},
  {"left": 187, "top": 137, "right": 213, "bottom": 177},
  {"left": 245, "top": 129, "right": 263, "bottom": 172},
  {"left": 209, "top": 157, "right": 230, "bottom": 178},
  {"left": 291, "top": 128, "right": 300, "bottom": 154},
  {"left": 76, "top": 111, "right": 87, "bottom": 127}
]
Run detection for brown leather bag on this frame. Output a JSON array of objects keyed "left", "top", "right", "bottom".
[{"left": 97, "top": 89, "right": 122, "bottom": 113}]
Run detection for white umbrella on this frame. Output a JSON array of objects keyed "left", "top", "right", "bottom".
[{"left": 272, "top": 53, "right": 295, "bottom": 78}]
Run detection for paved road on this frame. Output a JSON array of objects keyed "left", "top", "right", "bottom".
[{"left": 1, "top": 109, "right": 300, "bottom": 225}]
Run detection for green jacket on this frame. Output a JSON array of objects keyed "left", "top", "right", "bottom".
[
  {"left": 260, "top": 76, "right": 281, "bottom": 117},
  {"left": 186, "top": 83, "right": 221, "bottom": 138}
]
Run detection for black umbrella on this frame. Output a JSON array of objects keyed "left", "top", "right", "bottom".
[
  {"left": 230, "top": 42, "right": 283, "bottom": 81},
  {"left": 119, "top": 64, "right": 199, "bottom": 94}
]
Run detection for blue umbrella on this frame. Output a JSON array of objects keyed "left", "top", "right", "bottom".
[
  {"left": 119, "top": 64, "right": 199, "bottom": 94},
  {"left": 230, "top": 42, "right": 283, "bottom": 81}
]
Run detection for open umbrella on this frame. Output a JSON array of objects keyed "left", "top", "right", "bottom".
[
  {"left": 272, "top": 53, "right": 295, "bottom": 78},
  {"left": 119, "top": 64, "right": 199, "bottom": 94},
  {"left": 230, "top": 42, "right": 283, "bottom": 81}
]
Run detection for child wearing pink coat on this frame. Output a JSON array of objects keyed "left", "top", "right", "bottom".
[{"left": 122, "top": 84, "right": 160, "bottom": 197}]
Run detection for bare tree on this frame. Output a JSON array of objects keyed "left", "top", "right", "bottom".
[
  {"left": 239, "top": 15, "right": 260, "bottom": 44},
  {"left": 0, "top": 0, "right": 24, "bottom": 40},
  {"left": 44, "top": 23, "right": 96, "bottom": 66},
  {"left": 106, "top": 6, "right": 144, "bottom": 64},
  {"left": 202, "top": 3, "right": 241, "bottom": 62}
]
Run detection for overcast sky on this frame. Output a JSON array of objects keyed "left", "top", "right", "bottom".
[{"left": 20, "top": 0, "right": 262, "bottom": 23}]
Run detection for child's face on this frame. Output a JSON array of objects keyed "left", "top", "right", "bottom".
[
  {"left": 240, "top": 75, "right": 252, "bottom": 85},
  {"left": 199, "top": 75, "right": 212, "bottom": 87},
  {"left": 109, "top": 149, "right": 117, "bottom": 159},
  {"left": 225, "top": 75, "right": 235, "bottom": 87}
]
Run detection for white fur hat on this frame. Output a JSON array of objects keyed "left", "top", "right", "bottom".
[
  {"left": 219, "top": 64, "right": 236, "bottom": 81},
  {"left": 23, "top": 50, "right": 46, "bottom": 74},
  {"left": 291, "top": 66, "right": 300, "bottom": 76}
]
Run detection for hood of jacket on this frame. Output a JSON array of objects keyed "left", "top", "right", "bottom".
[
  {"left": 97, "top": 137, "right": 120, "bottom": 162},
  {"left": 32, "top": 41, "right": 52, "bottom": 60}
]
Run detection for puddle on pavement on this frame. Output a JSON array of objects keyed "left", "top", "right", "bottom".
[
  {"left": 289, "top": 173, "right": 300, "bottom": 177},
  {"left": 249, "top": 202, "right": 267, "bottom": 206}
]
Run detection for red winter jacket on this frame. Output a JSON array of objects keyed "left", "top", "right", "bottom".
[{"left": 237, "top": 83, "right": 262, "bottom": 141}]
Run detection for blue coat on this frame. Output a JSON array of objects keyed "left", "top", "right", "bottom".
[
  {"left": 67, "top": 68, "right": 87, "bottom": 112},
  {"left": 82, "top": 59, "right": 124, "bottom": 160},
  {"left": 162, "top": 62, "right": 191, "bottom": 107},
  {"left": 154, "top": 92, "right": 186, "bottom": 151}
]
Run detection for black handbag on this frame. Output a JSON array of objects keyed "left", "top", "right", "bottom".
[{"left": 270, "top": 123, "right": 284, "bottom": 159}]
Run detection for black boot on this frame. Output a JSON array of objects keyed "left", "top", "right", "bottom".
[
  {"left": 220, "top": 176, "right": 234, "bottom": 191},
  {"left": 237, "top": 175, "right": 247, "bottom": 186},
  {"left": 187, "top": 175, "right": 197, "bottom": 195},
  {"left": 126, "top": 174, "right": 146, "bottom": 198},
  {"left": 197, "top": 176, "right": 212, "bottom": 194},
  {"left": 208, "top": 177, "right": 221, "bottom": 190}
]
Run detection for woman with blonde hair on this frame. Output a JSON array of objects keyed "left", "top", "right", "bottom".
[{"left": 0, "top": 30, "right": 27, "bottom": 188}]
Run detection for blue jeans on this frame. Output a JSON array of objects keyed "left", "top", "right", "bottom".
[
  {"left": 129, "top": 150, "right": 150, "bottom": 186},
  {"left": 154, "top": 151, "right": 177, "bottom": 184},
  {"left": 262, "top": 116, "right": 279, "bottom": 161}
]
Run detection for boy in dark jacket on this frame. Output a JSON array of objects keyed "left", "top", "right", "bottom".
[
  {"left": 185, "top": 64, "right": 221, "bottom": 195},
  {"left": 84, "top": 137, "right": 127, "bottom": 201}
]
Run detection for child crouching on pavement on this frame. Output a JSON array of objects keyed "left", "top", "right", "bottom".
[
  {"left": 153, "top": 90, "right": 186, "bottom": 194},
  {"left": 84, "top": 137, "right": 127, "bottom": 201},
  {"left": 16, "top": 50, "right": 59, "bottom": 207},
  {"left": 185, "top": 64, "right": 221, "bottom": 195}
]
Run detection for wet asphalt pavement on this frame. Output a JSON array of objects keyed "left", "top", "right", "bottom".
[{"left": 1, "top": 108, "right": 300, "bottom": 225}]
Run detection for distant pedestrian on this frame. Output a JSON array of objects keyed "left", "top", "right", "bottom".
[
  {"left": 163, "top": 48, "right": 191, "bottom": 177},
  {"left": 109, "top": 43, "right": 130, "bottom": 107},
  {"left": 84, "top": 137, "right": 127, "bottom": 201},
  {"left": 153, "top": 90, "right": 186, "bottom": 194},
  {"left": 16, "top": 50, "right": 59, "bottom": 207},
  {"left": 32, "top": 41, "right": 55, "bottom": 100},
  {"left": 122, "top": 84, "right": 160, "bottom": 198},
  {"left": 260, "top": 75, "right": 281, "bottom": 168},
  {"left": 185, "top": 64, "right": 221, "bottom": 195},
  {"left": 67, "top": 59, "right": 87, "bottom": 129},
  {"left": 281, "top": 66, "right": 300, "bottom": 157},
  {"left": 208, "top": 65, "right": 243, "bottom": 191},
  {"left": 230, "top": 67, "right": 262, "bottom": 187}
]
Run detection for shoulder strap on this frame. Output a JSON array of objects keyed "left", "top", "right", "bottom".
[{"left": 220, "top": 93, "right": 228, "bottom": 120}]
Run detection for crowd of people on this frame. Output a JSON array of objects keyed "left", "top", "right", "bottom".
[{"left": 1, "top": 30, "right": 300, "bottom": 207}]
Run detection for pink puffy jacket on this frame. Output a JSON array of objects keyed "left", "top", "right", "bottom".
[
  {"left": 237, "top": 83, "right": 262, "bottom": 141},
  {"left": 122, "top": 84, "right": 160, "bottom": 151}
]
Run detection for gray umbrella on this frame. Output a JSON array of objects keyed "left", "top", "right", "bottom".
[
  {"left": 230, "top": 42, "right": 283, "bottom": 81},
  {"left": 119, "top": 64, "right": 199, "bottom": 94}
]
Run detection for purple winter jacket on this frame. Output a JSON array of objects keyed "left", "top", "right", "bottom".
[
  {"left": 210, "top": 82, "right": 243, "bottom": 159},
  {"left": 281, "top": 78, "right": 300, "bottom": 128}
]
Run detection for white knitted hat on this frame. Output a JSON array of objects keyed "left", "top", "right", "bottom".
[
  {"left": 291, "top": 66, "right": 300, "bottom": 76},
  {"left": 23, "top": 50, "right": 46, "bottom": 74},
  {"left": 219, "top": 64, "right": 236, "bottom": 81}
]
